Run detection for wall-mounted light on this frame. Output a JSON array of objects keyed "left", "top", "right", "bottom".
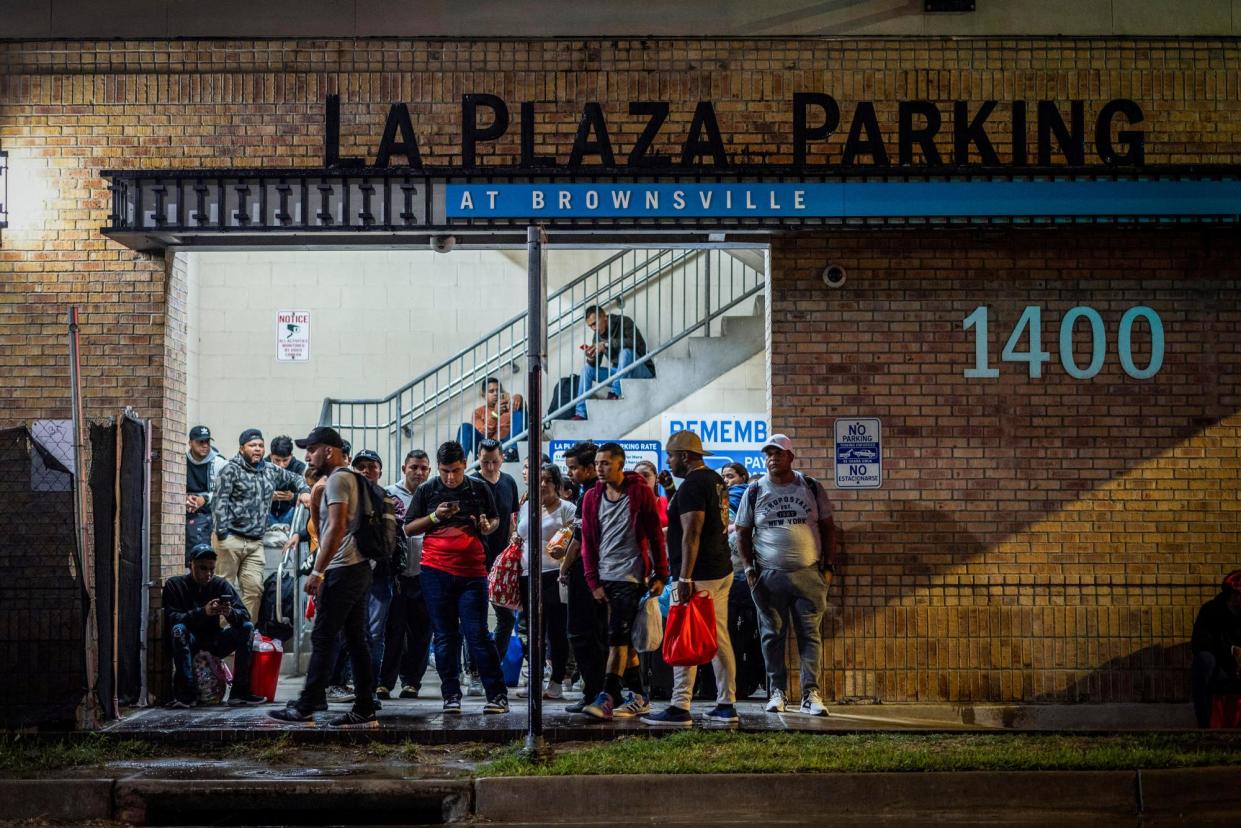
[{"left": 0, "top": 150, "right": 9, "bottom": 230}]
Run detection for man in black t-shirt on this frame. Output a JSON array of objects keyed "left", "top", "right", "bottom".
[{"left": 641, "top": 429, "right": 737, "bottom": 728}]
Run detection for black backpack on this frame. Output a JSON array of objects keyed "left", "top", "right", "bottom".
[{"left": 341, "top": 469, "right": 400, "bottom": 565}]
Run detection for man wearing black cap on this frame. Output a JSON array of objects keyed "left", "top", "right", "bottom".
[
  {"left": 185, "top": 425, "right": 226, "bottom": 562},
  {"left": 1191, "top": 569, "right": 1241, "bottom": 727},
  {"left": 162, "top": 543, "right": 264, "bottom": 708},
  {"left": 211, "top": 428, "right": 310, "bottom": 622},
  {"left": 270, "top": 426, "right": 378, "bottom": 727}
]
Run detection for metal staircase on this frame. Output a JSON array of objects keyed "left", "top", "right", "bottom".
[{"left": 319, "top": 248, "right": 765, "bottom": 472}]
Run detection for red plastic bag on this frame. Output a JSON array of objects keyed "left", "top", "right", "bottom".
[
  {"left": 305, "top": 594, "right": 315, "bottom": 621},
  {"left": 488, "top": 541, "right": 524, "bottom": 611},
  {"left": 661, "top": 590, "right": 717, "bottom": 666}
]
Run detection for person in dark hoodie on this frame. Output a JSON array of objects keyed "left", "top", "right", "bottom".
[
  {"left": 212, "top": 428, "right": 309, "bottom": 622},
  {"left": 1190, "top": 568, "right": 1241, "bottom": 727},
  {"left": 578, "top": 442, "right": 668, "bottom": 720},
  {"left": 185, "top": 425, "right": 227, "bottom": 562},
  {"left": 573, "top": 305, "right": 656, "bottom": 420},
  {"left": 163, "top": 543, "right": 264, "bottom": 708},
  {"left": 266, "top": 434, "right": 307, "bottom": 526}
]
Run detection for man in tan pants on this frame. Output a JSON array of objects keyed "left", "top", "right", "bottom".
[{"left": 211, "top": 428, "right": 309, "bottom": 621}]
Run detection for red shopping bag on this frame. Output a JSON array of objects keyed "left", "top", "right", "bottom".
[
  {"left": 661, "top": 590, "right": 718, "bottom": 666},
  {"left": 488, "top": 541, "right": 524, "bottom": 610}
]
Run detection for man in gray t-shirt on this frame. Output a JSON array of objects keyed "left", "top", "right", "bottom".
[
  {"left": 598, "top": 490, "right": 644, "bottom": 583},
  {"left": 269, "top": 426, "right": 378, "bottom": 728},
  {"left": 735, "top": 434, "right": 837, "bottom": 718}
]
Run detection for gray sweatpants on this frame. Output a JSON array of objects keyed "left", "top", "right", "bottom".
[{"left": 750, "top": 565, "right": 827, "bottom": 696}]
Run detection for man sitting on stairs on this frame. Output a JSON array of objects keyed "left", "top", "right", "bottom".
[{"left": 573, "top": 304, "right": 656, "bottom": 420}]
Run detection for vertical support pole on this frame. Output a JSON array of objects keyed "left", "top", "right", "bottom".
[
  {"left": 138, "top": 412, "right": 153, "bottom": 707},
  {"left": 524, "top": 225, "right": 547, "bottom": 759},
  {"left": 69, "top": 307, "right": 101, "bottom": 729}
]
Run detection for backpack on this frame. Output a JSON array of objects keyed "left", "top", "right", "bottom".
[{"left": 340, "top": 468, "right": 400, "bottom": 565}]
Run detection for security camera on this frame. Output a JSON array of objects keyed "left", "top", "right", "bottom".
[
  {"left": 822, "top": 264, "right": 847, "bottom": 289},
  {"left": 430, "top": 235, "right": 456, "bottom": 254}
]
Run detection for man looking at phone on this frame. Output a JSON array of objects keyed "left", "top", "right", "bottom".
[
  {"left": 404, "top": 440, "right": 509, "bottom": 714},
  {"left": 162, "top": 543, "right": 264, "bottom": 708},
  {"left": 573, "top": 305, "right": 655, "bottom": 420}
]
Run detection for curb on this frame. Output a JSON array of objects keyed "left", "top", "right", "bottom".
[
  {"left": 0, "top": 778, "right": 114, "bottom": 822},
  {"left": 2, "top": 767, "right": 1238, "bottom": 824},
  {"left": 475, "top": 770, "right": 1140, "bottom": 823}
]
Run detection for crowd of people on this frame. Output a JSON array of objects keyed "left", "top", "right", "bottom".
[{"left": 170, "top": 407, "right": 842, "bottom": 728}]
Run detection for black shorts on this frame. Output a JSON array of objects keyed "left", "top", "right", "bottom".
[{"left": 602, "top": 580, "right": 644, "bottom": 647}]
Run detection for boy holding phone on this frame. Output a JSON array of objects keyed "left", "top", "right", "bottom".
[
  {"left": 403, "top": 440, "right": 508, "bottom": 715},
  {"left": 162, "top": 543, "right": 264, "bottom": 708}
]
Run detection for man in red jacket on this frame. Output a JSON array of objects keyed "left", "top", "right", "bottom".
[{"left": 578, "top": 442, "right": 668, "bottom": 720}]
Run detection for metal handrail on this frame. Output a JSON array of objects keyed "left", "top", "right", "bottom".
[{"left": 321, "top": 248, "right": 763, "bottom": 471}]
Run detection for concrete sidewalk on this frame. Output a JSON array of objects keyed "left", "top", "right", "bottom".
[{"left": 102, "top": 673, "right": 1196, "bottom": 742}]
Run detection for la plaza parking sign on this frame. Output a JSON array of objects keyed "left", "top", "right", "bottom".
[{"left": 834, "top": 418, "right": 882, "bottom": 489}]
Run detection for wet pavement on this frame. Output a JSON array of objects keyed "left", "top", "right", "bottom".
[{"left": 103, "top": 674, "right": 984, "bottom": 742}]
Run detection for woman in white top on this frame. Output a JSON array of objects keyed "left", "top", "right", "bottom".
[{"left": 515, "top": 463, "right": 576, "bottom": 699}]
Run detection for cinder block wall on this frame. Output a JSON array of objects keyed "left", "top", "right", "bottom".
[{"left": 1, "top": 37, "right": 1238, "bottom": 702}]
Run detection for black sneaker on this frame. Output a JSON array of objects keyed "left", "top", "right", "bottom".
[
  {"left": 227, "top": 691, "right": 267, "bottom": 707},
  {"left": 399, "top": 687, "right": 419, "bottom": 699},
  {"left": 376, "top": 687, "right": 392, "bottom": 700},
  {"left": 329, "top": 710, "right": 379, "bottom": 728},
  {"left": 373, "top": 697, "right": 383, "bottom": 711},
  {"left": 268, "top": 704, "right": 314, "bottom": 723},
  {"left": 165, "top": 697, "right": 196, "bottom": 710},
  {"left": 483, "top": 695, "right": 510, "bottom": 714},
  {"left": 564, "top": 699, "right": 588, "bottom": 714},
  {"left": 443, "top": 695, "right": 462, "bottom": 714}
]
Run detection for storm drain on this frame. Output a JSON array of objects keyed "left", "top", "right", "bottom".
[{"left": 115, "top": 779, "right": 471, "bottom": 825}]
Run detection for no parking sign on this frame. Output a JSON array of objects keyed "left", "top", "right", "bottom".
[{"left": 834, "top": 418, "right": 882, "bottom": 489}]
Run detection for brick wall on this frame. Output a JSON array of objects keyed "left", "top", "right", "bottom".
[
  {"left": 773, "top": 228, "right": 1239, "bottom": 702},
  {"left": 1, "top": 37, "right": 1238, "bottom": 702}
]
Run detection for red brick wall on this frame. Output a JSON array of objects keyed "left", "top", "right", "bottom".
[
  {"left": 772, "top": 228, "right": 1239, "bottom": 701},
  {"left": 1, "top": 37, "right": 1238, "bottom": 702}
]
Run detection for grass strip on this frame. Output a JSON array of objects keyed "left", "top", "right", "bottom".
[
  {"left": 478, "top": 731, "right": 1241, "bottom": 777},
  {"left": 0, "top": 735, "right": 155, "bottom": 772}
]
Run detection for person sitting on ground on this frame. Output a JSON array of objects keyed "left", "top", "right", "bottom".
[
  {"left": 634, "top": 460, "right": 669, "bottom": 530},
  {"left": 456, "top": 376, "right": 525, "bottom": 459},
  {"left": 1190, "top": 568, "right": 1241, "bottom": 728},
  {"left": 578, "top": 442, "right": 668, "bottom": 720},
  {"left": 162, "top": 543, "right": 264, "bottom": 708},
  {"left": 573, "top": 305, "right": 656, "bottom": 420}
]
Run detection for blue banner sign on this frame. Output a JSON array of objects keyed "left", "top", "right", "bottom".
[{"left": 446, "top": 180, "right": 1241, "bottom": 220}]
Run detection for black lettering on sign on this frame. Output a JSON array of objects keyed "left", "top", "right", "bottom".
[
  {"left": 898, "top": 101, "right": 943, "bottom": 166},
  {"left": 520, "top": 102, "right": 556, "bottom": 168},
  {"left": 628, "top": 101, "right": 671, "bottom": 168},
  {"left": 568, "top": 102, "right": 616, "bottom": 167},
  {"left": 792, "top": 93, "right": 840, "bottom": 166},
  {"left": 461, "top": 94, "right": 509, "bottom": 168},
  {"left": 376, "top": 103, "right": 424, "bottom": 168},
  {"left": 842, "top": 101, "right": 889, "bottom": 166},
  {"left": 953, "top": 100, "right": 1001, "bottom": 166},
  {"left": 680, "top": 101, "right": 729, "bottom": 167},
  {"left": 1095, "top": 98, "right": 1145, "bottom": 166}
]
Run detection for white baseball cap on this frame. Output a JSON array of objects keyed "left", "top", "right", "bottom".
[{"left": 760, "top": 434, "right": 794, "bottom": 453}]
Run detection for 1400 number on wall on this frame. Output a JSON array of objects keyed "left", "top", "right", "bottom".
[{"left": 962, "top": 306, "right": 1164, "bottom": 380}]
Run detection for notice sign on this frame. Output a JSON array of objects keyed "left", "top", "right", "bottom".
[
  {"left": 276, "top": 309, "right": 310, "bottom": 361},
  {"left": 834, "top": 418, "right": 882, "bottom": 489}
]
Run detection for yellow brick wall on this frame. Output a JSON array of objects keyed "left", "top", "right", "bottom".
[{"left": 1, "top": 37, "right": 1237, "bottom": 701}]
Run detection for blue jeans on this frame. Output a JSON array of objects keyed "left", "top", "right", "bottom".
[
  {"left": 169, "top": 621, "right": 254, "bottom": 702},
  {"left": 367, "top": 575, "right": 395, "bottom": 680},
  {"left": 575, "top": 348, "right": 654, "bottom": 417},
  {"left": 750, "top": 566, "right": 828, "bottom": 696},
  {"left": 420, "top": 565, "right": 507, "bottom": 701},
  {"left": 456, "top": 408, "right": 525, "bottom": 458}
]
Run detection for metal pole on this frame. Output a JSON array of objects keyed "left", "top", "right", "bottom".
[
  {"left": 524, "top": 225, "right": 547, "bottom": 759},
  {"left": 69, "top": 307, "right": 101, "bottom": 729}
]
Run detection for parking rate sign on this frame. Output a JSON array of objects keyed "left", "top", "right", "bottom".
[
  {"left": 549, "top": 439, "right": 662, "bottom": 474},
  {"left": 834, "top": 418, "right": 882, "bottom": 489}
]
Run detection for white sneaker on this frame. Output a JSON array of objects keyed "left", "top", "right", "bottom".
[
  {"left": 613, "top": 691, "right": 651, "bottom": 718},
  {"left": 326, "top": 685, "right": 356, "bottom": 704},
  {"left": 542, "top": 681, "right": 563, "bottom": 700},
  {"left": 466, "top": 676, "right": 484, "bottom": 697},
  {"left": 800, "top": 689, "right": 828, "bottom": 717},
  {"left": 765, "top": 689, "right": 787, "bottom": 713}
]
